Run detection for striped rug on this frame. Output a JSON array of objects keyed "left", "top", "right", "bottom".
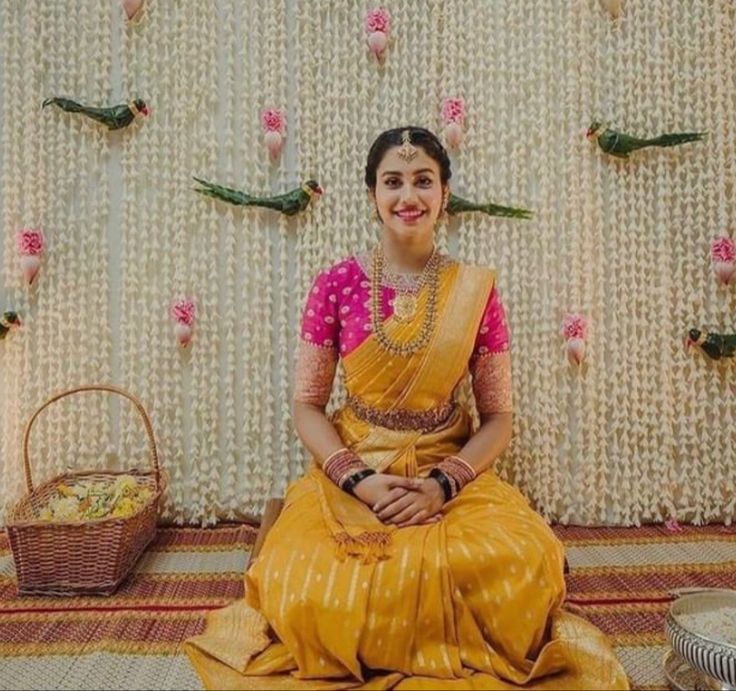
[
  {"left": 555, "top": 523, "right": 736, "bottom": 690},
  {"left": 0, "top": 524, "right": 256, "bottom": 690},
  {"left": 1, "top": 522, "right": 734, "bottom": 690}
]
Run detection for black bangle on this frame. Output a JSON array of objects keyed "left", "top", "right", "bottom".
[
  {"left": 341, "top": 468, "right": 376, "bottom": 495},
  {"left": 429, "top": 468, "right": 453, "bottom": 502}
]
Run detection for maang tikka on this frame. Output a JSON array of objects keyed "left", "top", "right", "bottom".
[{"left": 397, "top": 129, "right": 418, "bottom": 162}]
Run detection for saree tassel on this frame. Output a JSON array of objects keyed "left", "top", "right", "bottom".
[{"left": 333, "top": 531, "right": 391, "bottom": 564}]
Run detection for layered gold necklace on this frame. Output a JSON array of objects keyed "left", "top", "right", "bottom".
[{"left": 370, "top": 246, "right": 441, "bottom": 356}]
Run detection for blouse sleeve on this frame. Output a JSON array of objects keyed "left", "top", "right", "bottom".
[
  {"left": 293, "top": 269, "right": 339, "bottom": 406},
  {"left": 469, "top": 285, "right": 513, "bottom": 415}
]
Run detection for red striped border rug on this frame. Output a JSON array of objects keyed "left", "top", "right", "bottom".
[
  {"left": 553, "top": 523, "right": 736, "bottom": 690},
  {"left": 1, "top": 523, "right": 734, "bottom": 690}
]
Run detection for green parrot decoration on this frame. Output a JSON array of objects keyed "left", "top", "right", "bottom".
[
  {"left": 586, "top": 121, "right": 707, "bottom": 159},
  {"left": 193, "top": 178, "right": 323, "bottom": 216},
  {"left": 42, "top": 97, "right": 149, "bottom": 130},
  {"left": 0, "top": 311, "right": 22, "bottom": 340},
  {"left": 446, "top": 193, "right": 533, "bottom": 220},
  {"left": 686, "top": 329, "right": 736, "bottom": 360}
]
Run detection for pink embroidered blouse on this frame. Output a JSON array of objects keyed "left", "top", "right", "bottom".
[{"left": 294, "top": 254, "right": 513, "bottom": 415}]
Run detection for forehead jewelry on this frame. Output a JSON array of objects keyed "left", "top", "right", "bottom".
[{"left": 397, "top": 129, "right": 418, "bottom": 162}]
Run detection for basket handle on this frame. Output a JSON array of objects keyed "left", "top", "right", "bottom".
[{"left": 22, "top": 384, "right": 161, "bottom": 494}]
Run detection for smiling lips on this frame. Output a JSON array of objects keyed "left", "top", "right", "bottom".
[{"left": 395, "top": 208, "right": 425, "bottom": 222}]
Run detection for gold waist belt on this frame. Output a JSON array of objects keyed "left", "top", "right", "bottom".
[{"left": 346, "top": 395, "right": 456, "bottom": 433}]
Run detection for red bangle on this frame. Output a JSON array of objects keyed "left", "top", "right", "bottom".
[
  {"left": 322, "top": 448, "right": 368, "bottom": 487},
  {"left": 434, "top": 456, "right": 477, "bottom": 497}
]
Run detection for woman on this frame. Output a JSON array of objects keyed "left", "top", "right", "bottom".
[{"left": 186, "top": 127, "right": 629, "bottom": 690}]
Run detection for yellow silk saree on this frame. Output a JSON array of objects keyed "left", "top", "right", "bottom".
[{"left": 186, "top": 261, "right": 629, "bottom": 690}]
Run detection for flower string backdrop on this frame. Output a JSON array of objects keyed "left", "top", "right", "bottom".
[
  {"left": 0, "top": 0, "right": 114, "bottom": 522},
  {"left": 0, "top": 0, "right": 734, "bottom": 526}
]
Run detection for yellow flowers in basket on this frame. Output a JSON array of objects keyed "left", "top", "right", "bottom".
[{"left": 39, "top": 475, "right": 153, "bottom": 522}]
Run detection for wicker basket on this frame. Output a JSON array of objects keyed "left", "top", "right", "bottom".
[{"left": 6, "top": 385, "right": 165, "bottom": 597}]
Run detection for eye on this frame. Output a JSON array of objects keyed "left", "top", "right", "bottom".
[
  {"left": 417, "top": 176, "right": 433, "bottom": 186},
  {"left": 384, "top": 177, "right": 400, "bottom": 187}
]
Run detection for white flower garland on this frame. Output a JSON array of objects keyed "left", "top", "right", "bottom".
[{"left": 1, "top": 0, "right": 734, "bottom": 525}]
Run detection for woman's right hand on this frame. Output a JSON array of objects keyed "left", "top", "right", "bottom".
[
  {"left": 353, "top": 474, "right": 442, "bottom": 526},
  {"left": 353, "top": 473, "right": 422, "bottom": 511}
]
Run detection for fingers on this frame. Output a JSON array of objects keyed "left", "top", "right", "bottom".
[
  {"left": 399, "top": 512, "right": 443, "bottom": 528},
  {"left": 391, "top": 504, "right": 434, "bottom": 527},
  {"left": 372, "top": 487, "right": 410, "bottom": 514},
  {"left": 385, "top": 499, "right": 430, "bottom": 525},
  {"left": 387, "top": 476, "right": 423, "bottom": 491},
  {"left": 376, "top": 494, "right": 417, "bottom": 521},
  {"left": 395, "top": 508, "right": 427, "bottom": 528}
]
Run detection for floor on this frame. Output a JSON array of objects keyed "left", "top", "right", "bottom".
[{"left": 1, "top": 522, "right": 735, "bottom": 690}]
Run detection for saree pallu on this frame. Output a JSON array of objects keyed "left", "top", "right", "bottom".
[{"left": 186, "top": 263, "right": 630, "bottom": 690}]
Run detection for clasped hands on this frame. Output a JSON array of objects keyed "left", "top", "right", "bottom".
[{"left": 353, "top": 473, "right": 445, "bottom": 528}]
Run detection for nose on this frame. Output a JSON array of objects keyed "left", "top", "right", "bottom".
[{"left": 399, "top": 184, "right": 418, "bottom": 205}]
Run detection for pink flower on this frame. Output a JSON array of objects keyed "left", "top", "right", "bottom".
[
  {"left": 16, "top": 228, "right": 45, "bottom": 256},
  {"left": 364, "top": 7, "right": 390, "bottom": 34},
  {"left": 261, "top": 108, "right": 286, "bottom": 133},
  {"left": 441, "top": 97, "right": 466, "bottom": 125},
  {"left": 170, "top": 298, "right": 196, "bottom": 326},
  {"left": 561, "top": 313, "right": 587, "bottom": 340},
  {"left": 711, "top": 236, "right": 736, "bottom": 263}
]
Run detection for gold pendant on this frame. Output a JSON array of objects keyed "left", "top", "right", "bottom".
[{"left": 393, "top": 294, "right": 417, "bottom": 322}]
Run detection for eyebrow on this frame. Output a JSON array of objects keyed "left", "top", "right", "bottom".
[{"left": 381, "top": 169, "right": 435, "bottom": 176}]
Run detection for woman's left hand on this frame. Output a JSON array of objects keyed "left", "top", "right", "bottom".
[{"left": 372, "top": 478, "right": 445, "bottom": 527}]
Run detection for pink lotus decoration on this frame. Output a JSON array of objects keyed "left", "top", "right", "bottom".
[
  {"left": 441, "top": 97, "right": 466, "bottom": 149},
  {"left": 170, "top": 298, "right": 196, "bottom": 348},
  {"left": 261, "top": 108, "right": 286, "bottom": 161},
  {"left": 561, "top": 312, "right": 588, "bottom": 366},
  {"left": 121, "top": 0, "right": 145, "bottom": 22},
  {"left": 16, "top": 228, "right": 45, "bottom": 285},
  {"left": 364, "top": 8, "right": 391, "bottom": 62},
  {"left": 711, "top": 235, "right": 735, "bottom": 286}
]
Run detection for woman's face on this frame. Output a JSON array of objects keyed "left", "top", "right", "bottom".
[{"left": 371, "top": 145, "right": 446, "bottom": 244}]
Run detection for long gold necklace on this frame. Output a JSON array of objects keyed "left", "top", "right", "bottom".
[{"left": 370, "top": 246, "right": 441, "bottom": 356}]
